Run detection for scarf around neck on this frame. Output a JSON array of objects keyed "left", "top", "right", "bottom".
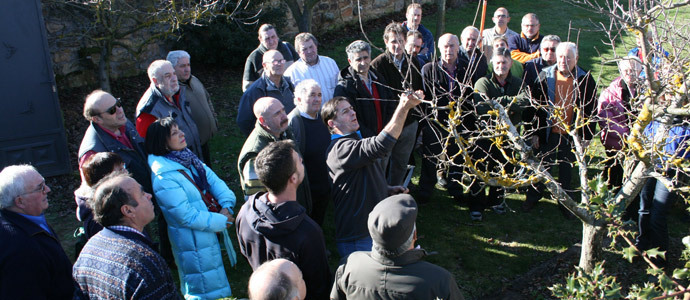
[{"left": 165, "top": 148, "right": 210, "bottom": 191}]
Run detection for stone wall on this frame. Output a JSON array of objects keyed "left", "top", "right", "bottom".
[
  {"left": 276, "top": 0, "right": 432, "bottom": 35},
  {"left": 43, "top": 0, "right": 431, "bottom": 88}
]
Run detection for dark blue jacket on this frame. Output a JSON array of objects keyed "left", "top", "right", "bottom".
[
  {"left": 78, "top": 120, "right": 151, "bottom": 193},
  {"left": 0, "top": 209, "right": 76, "bottom": 299},
  {"left": 236, "top": 75, "right": 295, "bottom": 137}
]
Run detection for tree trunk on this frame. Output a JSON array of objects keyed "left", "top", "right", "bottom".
[
  {"left": 435, "top": 0, "right": 446, "bottom": 41},
  {"left": 98, "top": 43, "right": 111, "bottom": 92},
  {"left": 297, "top": 4, "right": 312, "bottom": 33},
  {"left": 579, "top": 223, "right": 606, "bottom": 273}
]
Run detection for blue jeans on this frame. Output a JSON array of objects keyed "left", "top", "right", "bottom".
[
  {"left": 336, "top": 237, "right": 372, "bottom": 258},
  {"left": 637, "top": 177, "right": 674, "bottom": 253}
]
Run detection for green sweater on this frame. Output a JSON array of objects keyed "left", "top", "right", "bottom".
[{"left": 472, "top": 72, "right": 529, "bottom": 125}]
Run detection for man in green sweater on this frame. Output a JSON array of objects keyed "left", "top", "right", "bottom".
[{"left": 468, "top": 47, "right": 529, "bottom": 221}]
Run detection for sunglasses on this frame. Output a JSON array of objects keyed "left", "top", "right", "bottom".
[
  {"left": 542, "top": 47, "right": 557, "bottom": 52},
  {"left": 99, "top": 98, "right": 122, "bottom": 115}
]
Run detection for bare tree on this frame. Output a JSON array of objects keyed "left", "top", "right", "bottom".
[
  {"left": 370, "top": 0, "right": 690, "bottom": 297},
  {"left": 283, "top": 0, "right": 321, "bottom": 33},
  {"left": 44, "top": 0, "right": 257, "bottom": 92}
]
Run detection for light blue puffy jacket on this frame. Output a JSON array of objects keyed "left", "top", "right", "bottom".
[{"left": 149, "top": 154, "right": 236, "bottom": 300}]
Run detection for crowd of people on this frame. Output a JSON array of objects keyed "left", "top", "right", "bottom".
[{"left": 1, "top": 3, "right": 687, "bottom": 300}]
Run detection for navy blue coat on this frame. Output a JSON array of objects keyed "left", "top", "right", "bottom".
[{"left": 0, "top": 209, "right": 75, "bottom": 299}]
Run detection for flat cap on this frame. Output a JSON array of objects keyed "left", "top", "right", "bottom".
[{"left": 367, "top": 194, "right": 418, "bottom": 252}]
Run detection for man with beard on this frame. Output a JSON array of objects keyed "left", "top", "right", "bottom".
[{"left": 136, "top": 60, "right": 203, "bottom": 159}]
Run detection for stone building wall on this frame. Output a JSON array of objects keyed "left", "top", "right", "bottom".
[{"left": 43, "top": 0, "right": 431, "bottom": 87}]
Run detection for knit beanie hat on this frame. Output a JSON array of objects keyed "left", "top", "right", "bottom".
[{"left": 367, "top": 194, "right": 418, "bottom": 253}]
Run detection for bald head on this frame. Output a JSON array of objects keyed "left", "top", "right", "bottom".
[
  {"left": 253, "top": 97, "right": 281, "bottom": 118},
  {"left": 248, "top": 259, "right": 306, "bottom": 300},
  {"left": 253, "top": 97, "right": 288, "bottom": 136},
  {"left": 83, "top": 90, "right": 111, "bottom": 121},
  {"left": 438, "top": 33, "right": 460, "bottom": 64},
  {"left": 262, "top": 50, "right": 285, "bottom": 77}
]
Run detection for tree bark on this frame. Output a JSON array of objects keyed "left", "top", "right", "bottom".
[
  {"left": 98, "top": 43, "right": 111, "bottom": 92},
  {"left": 579, "top": 223, "right": 606, "bottom": 273},
  {"left": 283, "top": 0, "right": 320, "bottom": 33},
  {"left": 435, "top": 0, "right": 446, "bottom": 41}
]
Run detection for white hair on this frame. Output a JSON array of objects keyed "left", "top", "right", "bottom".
[
  {"left": 557, "top": 42, "right": 578, "bottom": 58},
  {"left": 147, "top": 60, "right": 172, "bottom": 81},
  {"left": 0, "top": 165, "right": 37, "bottom": 209},
  {"left": 166, "top": 50, "right": 191, "bottom": 67},
  {"left": 293, "top": 79, "right": 321, "bottom": 106}
]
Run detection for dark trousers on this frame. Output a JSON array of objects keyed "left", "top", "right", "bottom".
[
  {"left": 637, "top": 176, "right": 674, "bottom": 256},
  {"left": 604, "top": 149, "right": 639, "bottom": 219},
  {"left": 467, "top": 139, "right": 510, "bottom": 212},
  {"left": 526, "top": 133, "right": 577, "bottom": 209},
  {"left": 419, "top": 123, "right": 463, "bottom": 198}
]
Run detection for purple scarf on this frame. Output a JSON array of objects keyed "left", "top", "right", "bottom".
[{"left": 165, "top": 148, "right": 210, "bottom": 191}]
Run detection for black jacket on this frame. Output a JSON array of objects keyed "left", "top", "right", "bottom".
[
  {"left": 334, "top": 66, "right": 397, "bottom": 137},
  {"left": 458, "top": 46, "right": 488, "bottom": 85},
  {"left": 236, "top": 193, "right": 331, "bottom": 300},
  {"left": 78, "top": 121, "right": 152, "bottom": 193},
  {"left": 0, "top": 209, "right": 76, "bottom": 299},
  {"left": 421, "top": 59, "right": 477, "bottom": 135},
  {"left": 371, "top": 51, "right": 424, "bottom": 125}
]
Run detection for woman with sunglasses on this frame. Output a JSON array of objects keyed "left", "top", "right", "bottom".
[{"left": 146, "top": 117, "right": 237, "bottom": 299}]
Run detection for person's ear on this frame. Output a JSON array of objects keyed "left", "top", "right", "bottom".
[
  {"left": 327, "top": 119, "right": 335, "bottom": 129},
  {"left": 121, "top": 205, "right": 134, "bottom": 217}
]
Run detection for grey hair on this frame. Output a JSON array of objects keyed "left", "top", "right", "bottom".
[
  {"left": 372, "top": 224, "right": 416, "bottom": 258},
  {"left": 346, "top": 40, "right": 371, "bottom": 60},
  {"left": 618, "top": 55, "right": 643, "bottom": 72},
  {"left": 491, "top": 47, "right": 512, "bottom": 62},
  {"left": 295, "top": 32, "right": 318, "bottom": 48},
  {"left": 557, "top": 41, "right": 578, "bottom": 57},
  {"left": 293, "top": 79, "right": 321, "bottom": 106},
  {"left": 540, "top": 35, "right": 561, "bottom": 48},
  {"left": 461, "top": 26, "right": 479, "bottom": 38},
  {"left": 147, "top": 60, "right": 172, "bottom": 81},
  {"left": 0, "top": 165, "right": 37, "bottom": 209},
  {"left": 259, "top": 23, "right": 275, "bottom": 34},
  {"left": 166, "top": 50, "right": 191, "bottom": 67}
]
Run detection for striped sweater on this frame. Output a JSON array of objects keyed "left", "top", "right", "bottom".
[{"left": 73, "top": 227, "right": 180, "bottom": 299}]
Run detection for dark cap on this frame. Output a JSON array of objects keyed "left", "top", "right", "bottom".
[{"left": 367, "top": 194, "right": 418, "bottom": 252}]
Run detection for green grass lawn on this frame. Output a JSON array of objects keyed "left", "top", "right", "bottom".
[{"left": 47, "top": 1, "right": 690, "bottom": 299}]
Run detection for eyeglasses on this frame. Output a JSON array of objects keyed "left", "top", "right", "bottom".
[
  {"left": 99, "top": 98, "right": 122, "bottom": 115},
  {"left": 270, "top": 59, "right": 286, "bottom": 65},
  {"left": 542, "top": 47, "right": 557, "bottom": 52},
  {"left": 22, "top": 180, "right": 48, "bottom": 196},
  {"left": 494, "top": 14, "right": 508, "bottom": 18}
]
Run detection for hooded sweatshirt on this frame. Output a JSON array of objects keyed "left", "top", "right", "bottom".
[{"left": 235, "top": 192, "right": 331, "bottom": 300}]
